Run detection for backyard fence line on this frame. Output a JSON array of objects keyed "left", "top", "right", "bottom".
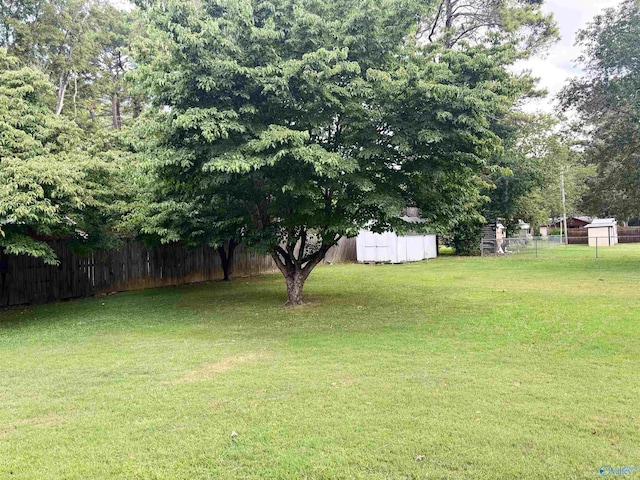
[
  {"left": 567, "top": 227, "right": 640, "bottom": 244},
  {"left": 0, "top": 237, "right": 357, "bottom": 308},
  {"left": 481, "top": 235, "right": 563, "bottom": 257},
  {"left": 480, "top": 235, "right": 640, "bottom": 259}
]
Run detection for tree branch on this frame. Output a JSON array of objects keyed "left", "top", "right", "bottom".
[
  {"left": 271, "top": 249, "right": 289, "bottom": 276},
  {"left": 297, "top": 228, "right": 307, "bottom": 265},
  {"left": 275, "top": 245, "right": 293, "bottom": 270},
  {"left": 427, "top": 0, "right": 446, "bottom": 43}
]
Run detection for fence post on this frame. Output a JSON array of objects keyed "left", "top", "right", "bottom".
[
  {"left": 596, "top": 239, "right": 598, "bottom": 259},
  {"left": 535, "top": 238, "right": 538, "bottom": 258}
]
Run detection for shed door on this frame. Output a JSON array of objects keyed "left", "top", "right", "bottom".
[{"left": 357, "top": 231, "right": 389, "bottom": 262}]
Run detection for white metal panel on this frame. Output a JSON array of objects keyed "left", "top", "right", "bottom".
[
  {"left": 356, "top": 230, "right": 438, "bottom": 263},
  {"left": 387, "top": 232, "right": 398, "bottom": 263},
  {"left": 424, "top": 234, "right": 437, "bottom": 259},
  {"left": 393, "top": 236, "right": 409, "bottom": 263},
  {"left": 405, "top": 235, "right": 424, "bottom": 262},
  {"left": 588, "top": 227, "right": 612, "bottom": 247},
  {"left": 356, "top": 231, "right": 394, "bottom": 262}
]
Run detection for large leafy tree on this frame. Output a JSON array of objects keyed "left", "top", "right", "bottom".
[
  {"left": 0, "top": 48, "right": 119, "bottom": 264},
  {"left": 4, "top": 0, "right": 139, "bottom": 128},
  {"left": 418, "top": 0, "right": 558, "bottom": 252},
  {"left": 561, "top": 0, "right": 640, "bottom": 220},
  {"left": 484, "top": 114, "right": 593, "bottom": 234},
  {"left": 0, "top": 0, "right": 39, "bottom": 47},
  {"left": 121, "top": 138, "right": 245, "bottom": 282},
  {"left": 133, "top": 0, "right": 528, "bottom": 305},
  {"left": 419, "top": 0, "right": 558, "bottom": 55},
  {"left": 9, "top": 0, "right": 108, "bottom": 115}
]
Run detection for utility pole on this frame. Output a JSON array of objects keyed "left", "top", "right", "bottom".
[{"left": 561, "top": 168, "right": 568, "bottom": 245}]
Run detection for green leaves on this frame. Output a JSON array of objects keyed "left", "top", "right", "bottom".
[
  {"left": 174, "top": 108, "right": 245, "bottom": 141},
  {"left": 0, "top": 233, "right": 59, "bottom": 265},
  {"left": 562, "top": 0, "right": 640, "bottom": 219},
  {"left": 420, "top": 0, "right": 559, "bottom": 57},
  {"left": 0, "top": 48, "right": 117, "bottom": 261},
  {"left": 131, "top": 0, "right": 530, "bottom": 275}
]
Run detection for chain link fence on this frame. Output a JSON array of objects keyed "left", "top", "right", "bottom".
[
  {"left": 480, "top": 235, "right": 640, "bottom": 259},
  {"left": 480, "top": 235, "right": 563, "bottom": 257}
]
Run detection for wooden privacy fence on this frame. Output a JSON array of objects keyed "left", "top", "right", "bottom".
[
  {"left": 0, "top": 238, "right": 357, "bottom": 308},
  {"left": 617, "top": 227, "right": 640, "bottom": 243},
  {"left": 566, "top": 227, "right": 640, "bottom": 245},
  {"left": 567, "top": 229, "right": 588, "bottom": 244}
]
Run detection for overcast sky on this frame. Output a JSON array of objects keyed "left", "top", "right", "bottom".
[{"left": 519, "top": 0, "right": 624, "bottom": 113}]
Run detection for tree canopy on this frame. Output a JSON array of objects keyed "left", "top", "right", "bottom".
[
  {"left": 0, "top": 49, "right": 90, "bottom": 263},
  {"left": 419, "top": 0, "right": 558, "bottom": 55},
  {"left": 2, "top": 0, "right": 139, "bottom": 129},
  {"left": 561, "top": 0, "right": 640, "bottom": 221},
  {"left": 131, "top": 0, "right": 533, "bottom": 304},
  {"left": 485, "top": 114, "right": 593, "bottom": 233}
]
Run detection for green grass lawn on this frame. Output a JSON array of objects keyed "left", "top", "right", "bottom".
[{"left": 2, "top": 245, "right": 640, "bottom": 479}]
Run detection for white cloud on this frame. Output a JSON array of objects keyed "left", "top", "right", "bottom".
[
  {"left": 111, "top": 0, "right": 133, "bottom": 12},
  {"left": 518, "top": 0, "right": 625, "bottom": 114}
]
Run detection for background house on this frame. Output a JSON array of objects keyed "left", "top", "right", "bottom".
[
  {"left": 543, "top": 216, "right": 591, "bottom": 230},
  {"left": 517, "top": 220, "right": 532, "bottom": 238}
]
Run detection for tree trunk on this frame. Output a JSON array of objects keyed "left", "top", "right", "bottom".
[
  {"left": 284, "top": 271, "right": 307, "bottom": 306},
  {"left": 270, "top": 232, "right": 337, "bottom": 307},
  {"left": 444, "top": 0, "right": 454, "bottom": 48},
  {"left": 112, "top": 93, "right": 122, "bottom": 130},
  {"left": 217, "top": 239, "right": 238, "bottom": 281},
  {"left": 55, "top": 72, "right": 70, "bottom": 115},
  {"left": 132, "top": 96, "right": 142, "bottom": 119},
  {"left": 72, "top": 73, "right": 78, "bottom": 119}
]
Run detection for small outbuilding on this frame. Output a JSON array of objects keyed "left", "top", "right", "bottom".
[
  {"left": 356, "top": 216, "right": 437, "bottom": 263},
  {"left": 356, "top": 231, "right": 437, "bottom": 263},
  {"left": 585, "top": 218, "right": 618, "bottom": 247}
]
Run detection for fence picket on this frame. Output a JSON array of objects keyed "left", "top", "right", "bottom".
[{"left": 1, "top": 238, "right": 356, "bottom": 308}]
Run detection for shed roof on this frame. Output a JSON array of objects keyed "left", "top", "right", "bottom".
[
  {"left": 518, "top": 220, "right": 530, "bottom": 229},
  {"left": 543, "top": 216, "right": 592, "bottom": 226},
  {"left": 585, "top": 218, "right": 617, "bottom": 228},
  {"left": 400, "top": 215, "right": 425, "bottom": 224}
]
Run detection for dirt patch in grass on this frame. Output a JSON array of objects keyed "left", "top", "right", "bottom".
[
  {"left": 0, "top": 412, "right": 66, "bottom": 438},
  {"left": 172, "top": 351, "right": 272, "bottom": 384}
]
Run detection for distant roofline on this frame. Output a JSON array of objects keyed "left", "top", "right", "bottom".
[{"left": 585, "top": 218, "right": 617, "bottom": 228}]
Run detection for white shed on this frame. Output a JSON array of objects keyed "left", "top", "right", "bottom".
[
  {"left": 356, "top": 222, "right": 437, "bottom": 263},
  {"left": 585, "top": 218, "right": 618, "bottom": 247}
]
